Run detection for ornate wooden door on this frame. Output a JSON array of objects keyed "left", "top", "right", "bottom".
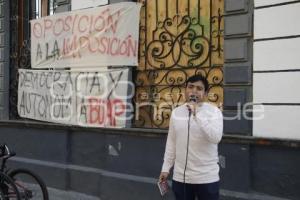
[{"left": 139, "top": 0, "right": 224, "bottom": 128}]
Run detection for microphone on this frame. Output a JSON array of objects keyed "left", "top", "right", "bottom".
[{"left": 187, "top": 95, "right": 197, "bottom": 115}]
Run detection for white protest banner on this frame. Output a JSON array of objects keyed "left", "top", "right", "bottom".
[
  {"left": 30, "top": 2, "right": 141, "bottom": 69},
  {"left": 18, "top": 68, "right": 133, "bottom": 128}
]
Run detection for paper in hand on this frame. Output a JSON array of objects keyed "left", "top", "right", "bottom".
[{"left": 157, "top": 180, "right": 169, "bottom": 196}]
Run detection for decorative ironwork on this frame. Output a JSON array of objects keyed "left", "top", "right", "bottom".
[
  {"left": 146, "top": 15, "right": 210, "bottom": 69},
  {"left": 211, "top": 8, "right": 224, "bottom": 58},
  {"left": 9, "top": 0, "right": 20, "bottom": 119},
  {"left": 9, "top": 0, "right": 32, "bottom": 119},
  {"left": 18, "top": 41, "right": 31, "bottom": 69},
  {"left": 135, "top": 0, "right": 224, "bottom": 128}
]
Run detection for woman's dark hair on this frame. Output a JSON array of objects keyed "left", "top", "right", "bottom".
[{"left": 185, "top": 74, "right": 209, "bottom": 92}]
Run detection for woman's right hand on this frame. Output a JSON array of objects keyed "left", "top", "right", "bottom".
[{"left": 159, "top": 172, "right": 169, "bottom": 182}]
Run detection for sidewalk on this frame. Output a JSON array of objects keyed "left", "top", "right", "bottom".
[
  {"left": 47, "top": 187, "right": 292, "bottom": 200},
  {"left": 48, "top": 187, "right": 101, "bottom": 200}
]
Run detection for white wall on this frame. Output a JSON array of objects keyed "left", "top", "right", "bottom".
[
  {"left": 253, "top": 2, "right": 300, "bottom": 140},
  {"left": 254, "top": 3, "right": 300, "bottom": 39},
  {"left": 253, "top": 105, "right": 300, "bottom": 139},
  {"left": 254, "top": 0, "right": 296, "bottom": 7},
  {"left": 253, "top": 72, "right": 300, "bottom": 103},
  {"left": 254, "top": 38, "right": 300, "bottom": 71}
]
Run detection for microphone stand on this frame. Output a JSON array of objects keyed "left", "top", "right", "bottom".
[{"left": 183, "top": 108, "right": 192, "bottom": 200}]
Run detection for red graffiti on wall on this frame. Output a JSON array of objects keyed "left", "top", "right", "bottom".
[
  {"left": 32, "top": 8, "right": 122, "bottom": 39},
  {"left": 88, "top": 97, "right": 126, "bottom": 126},
  {"left": 61, "top": 35, "right": 137, "bottom": 58}
]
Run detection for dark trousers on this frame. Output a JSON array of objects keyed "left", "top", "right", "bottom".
[{"left": 172, "top": 180, "right": 219, "bottom": 200}]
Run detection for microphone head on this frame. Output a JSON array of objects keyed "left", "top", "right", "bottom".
[{"left": 189, "top": 95, "right": 197, "bottom": 102}]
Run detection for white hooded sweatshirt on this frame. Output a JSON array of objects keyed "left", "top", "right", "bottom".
[{"left": 162, "top": 102, "right": 223, "bottom": 184}]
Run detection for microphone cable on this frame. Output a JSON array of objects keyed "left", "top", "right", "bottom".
[{"left": 183, "top": 108, "right": 192, "bottom": 200}]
